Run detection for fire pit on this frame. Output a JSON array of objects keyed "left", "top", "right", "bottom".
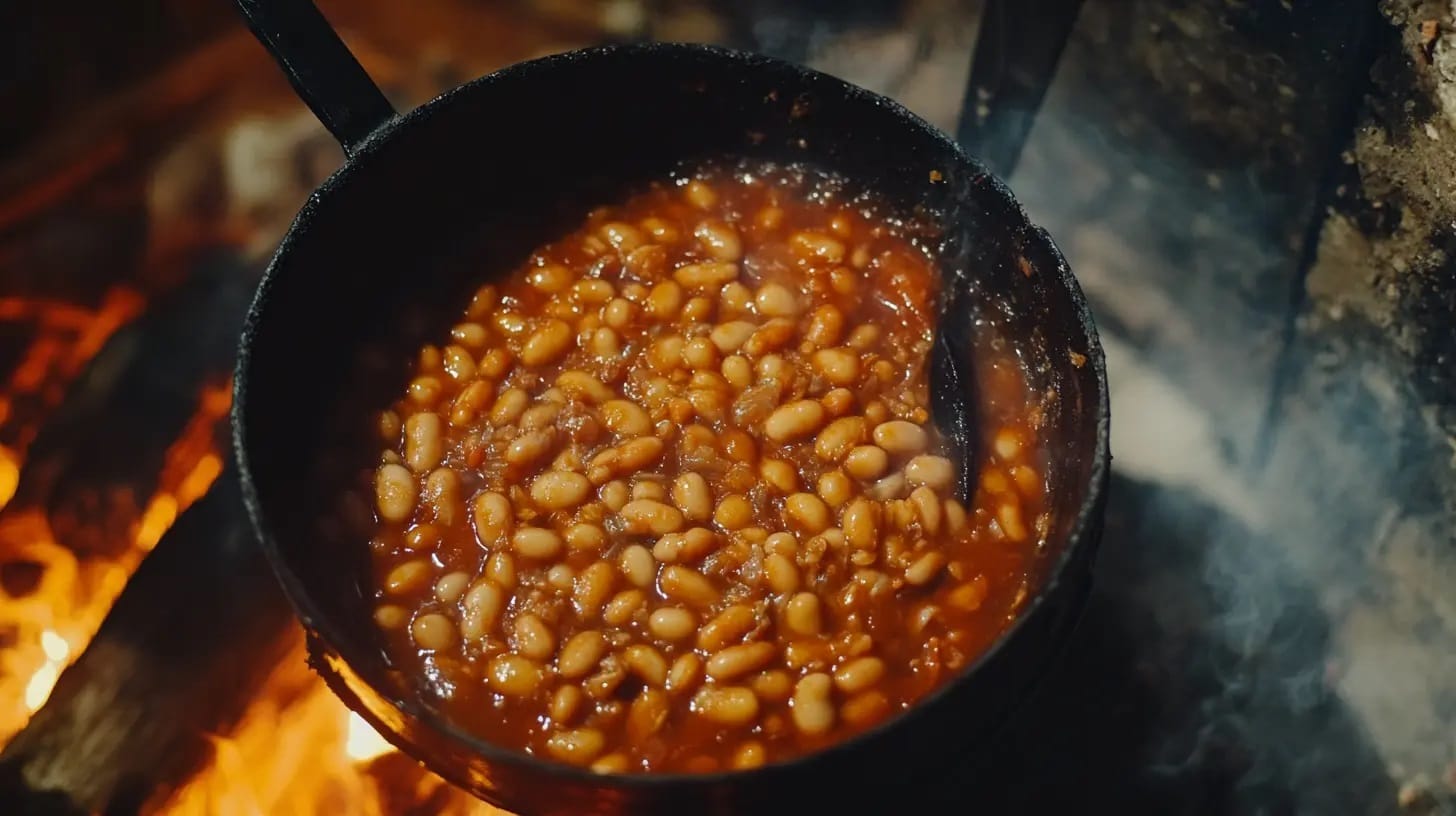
[{"left": 1, "top": 1, "right": 1452, "bottom": 814}]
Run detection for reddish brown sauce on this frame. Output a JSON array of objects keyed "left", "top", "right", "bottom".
[{"left": 358, "top": 161, "right": 1047, "bottom": 773}]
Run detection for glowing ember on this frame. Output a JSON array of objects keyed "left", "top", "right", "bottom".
[
  {"left": 0, "top": 294, "right": 504, "bottom": 811},
  {"left": 153, "top": 638, "right": 508, "bottom": 816},
  {"left": 345, "top": 713, "right": 395, "bottom": 763},
  {"left": 0, "top": 445, "right": 18, "bottom": 508},
  {"left": 21, "top": 630, "right": 70, "bottom": 712}
]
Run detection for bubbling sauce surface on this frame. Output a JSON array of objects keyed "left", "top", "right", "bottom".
[{"left": 362, "top": 161, "right": 1048, "bottom": 773}]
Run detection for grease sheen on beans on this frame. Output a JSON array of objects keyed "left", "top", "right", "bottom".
[{"left": 360, "top": 161, "right": 1049, "bottom": 774}]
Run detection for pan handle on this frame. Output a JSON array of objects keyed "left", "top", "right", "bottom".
[{"left": 234, "top": 0, "right": 398, "bottom": 158}]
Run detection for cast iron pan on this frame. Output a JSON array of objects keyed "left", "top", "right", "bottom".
[{"left": 230, "top": 0, "right": 1111, "bottom": 813}]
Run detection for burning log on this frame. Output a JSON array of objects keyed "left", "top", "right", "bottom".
[
  {"left": 0, "top": 467, "right": 298, "bottom": 816},
  {"left": 8, "top": 255, "right": 255, "bottom": 557}
]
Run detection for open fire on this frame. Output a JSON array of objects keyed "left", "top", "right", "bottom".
[{"left": 0, "top": 295, "right": 504, "bottom": 813}]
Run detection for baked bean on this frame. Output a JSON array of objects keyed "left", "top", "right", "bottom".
[
  {"left": 998, "top": 500, "right": 1029, "bottom": 542},
  {"left": 408, "top": 376, "right": 443, "bottom": 407},
  {"left": 695, "top": 219, "right": 742, "bottom": 261},
  {"left": 721, "top": 354, "right": 752, "bottom": 389},
  {"left": 846, "top": 324, "right": 881, "bottom": 350},
  {"left": 841, "top": 690, "right": 891, "bottom": 728},
  {"left": 442, "top": 344, "right": 476, "bottom": 383},
  {"left": 817, "top": 470, "right": 853, "bottom": 508},
  {"left": 709, "top": 320, "right": 756, "bottom": 353},
  {"left": 546, "top": 563, "right": 576, "bottom": 592},
  {"left": 597, "top": 400, "right": 648, "bottom": 438},
  {"left": 684, "top": 179, "right": 717, "bottom": 209},
  {"left": 732, "top": 741, "right": 767, "bottom": 770},
  {"left": 551, "top": 685, "right": 584, "bottom": 724},
  {"left": 667, "top": 652, "right": 705, "bottom": 695},
  {"left": 558, "top": 631, "right": 607, "bottom": 679},
  {"left": 566, "top": 523, "right": 607, "bottom": 552},
  {"left": 674, "top": 261, "right": 739, "bottom": 289},
  {"left": 404, "top": 524, "right": 440, "bottom": 551},
  {"left": 873, "top": 421, "right": 928, "bottom": 455},
  {"left": 905, "top": 455, "right": 954, "bottom": 492},
  {"left": 490, "top": 655, "right": 545, "bottom": 697},
  {"left": 530, "top": 471, "right": 592, "bottom": 510},
  {"left": 514, "top": 613, "right": 557, "bottom": 661},
  {"left": 411, "top": 613, "right": 456, "bottom": 651},
  {"left": 505, "top": 429, "right": 556, "bottom": 466},
  {"left": 529, "top": 263, "right": 574, "bottom": 293},
  {"left": 602, "top": 222, "right": 644, "bottom": 252},
  {"left": 574, "top": 562, "right": 617, "bottom": 616},
  {"left": 513, "top": 527, "right": 564, "bottom": 560},
  {"left": 790, "top": 231, "right": 846, "bottom": 264},
  {"left": 644, "top": 281, "right": 684, "bottom": 322},
  {"left": 421, "top": 468, "right": 462, "bottom": 526},
  {"left": 660, "top": 565, "right": 718, "bottom": 608},
  {"left": 943, "top": 498, "right": 969, "bottom": 536},
  {"left": 385, "top": 559, "right": 430, "bottom": 595},
  {"left": 374, "top": 464, "right": 417, "bottom": 523},
  {"left": 814, "top": 416, "right": 865, "bottom": 462},
  {"left": 811, "top": 347, "right": 860, "bottom": 386},
  {"left": 434, "top": 571, "right": 470, "bottom": 604},
  {"left": 478, "top": 347, "right": 512, "bottom": 379},
  {"left": 592, "top": 754, "right": 631, "bottom": 775},
  {"left": 843, "top": 445, "right": 890, "bottom": 481},
  {"left": 785, "top": 493, "right": 832, "bottom": 534},
  {"left": 755, "top": 283, "right": 800, "bottom": 317},
  {"left": 841, "top": 498, "right": 881, "bottom": 551},
  {"left": 791, "top": 673, "right": 835, "bottom": 736},
  {"left": 546, "top": 728, "right": 606, "bottom": 766},
  {"left": 489, "top": 388, "right": 528, "bottom": 426},
  {"left": 866, "top": 472, "right": 907, "bottom": 501},
  {"left": 461, "top": 581, "right": 504, "bottom": 639},
  {"left": 833, "top": 656, "right": 886, "bottom": 695},
  {"left": 521, "top": 319, "right": 574, "bottom": 366},
  {"left": 692, "top": 687, "right": 759, "bottom": 726},
  {"left": 764, "top": 552, "right": 800, "bottom": 594},
  {"left": 904, "top": 551, "right": 947, "bottom": 586},
  {"left": 785, "top": 592, "right": 823, "bottom": 636},
  {"left": 602, "top": 589, "right": 647, "bottom": 626},
  {"left": 759, "top": 459, "right": 799, "bottom": 493},
  {"left": 627, "top": 688, "right": 672, "bottom": 742},
  {"left": 648, "top": 607, "right": 696, "bottom": 641},
  {"left": 624, "top": 644, "right": 669, "bottom": 686},
  {"left": 909, "top": 487, "right": 943, "bottom": 535},
  {"left": 618, "top": 544, "right": 656, "bottom": 588},
  {"left": 713, "top": 494, "right": 753, "bottom": 530},
  {"left": 373, "top": 604, "right": 407, "bottom": 630},
  {"left": 765, "top": 400, "right": 827, "bottom": 442},
  {"left": 698, "top": 604, "right": 755, "bottom": 652},
  {"left": 485, "top": 551, "right": 516, "bottom": 588},
  {"left": 557, "top": 371, "right": 615, "bottom": 404},
  {"left": 621, "top": 499, "right": 685, "bottom": 535},
  {"left": 617, "top": 436, "right": 665, "bottom": 470},
  {"left": 450, "top": 322, "right": 488, "bottom": 349},
  {"left": 743, "top": 319, "right": 795, "bottom": 357},
  {"left": 948, "top": 575, "right": 989, "bottom": 611},
  {"left": 599, "top": 480, "right": 629, "bottom": 512},
  {"left": 751, "top": 670, "right": 793, "bottom": 704},
  {"left": 993, "top": 427, "right": 1023, "bottom": 461},
  {"left": 707, "top": 641, "right": 777, "bottom": 681},
  {"left": 671, "top": 472, "right": 713, "bottom": 522}
]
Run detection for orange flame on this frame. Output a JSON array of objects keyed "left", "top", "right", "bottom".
[
  {"left": 152, "top": 636, "right": 508, "bottom": 816},
  {"left": 0, "top": 291, "right": 509, "bottom": 813}
]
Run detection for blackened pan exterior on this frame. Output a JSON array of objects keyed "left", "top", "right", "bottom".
[{"left": 233, "top": 43, "right": 1109, "bottom": 815}]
